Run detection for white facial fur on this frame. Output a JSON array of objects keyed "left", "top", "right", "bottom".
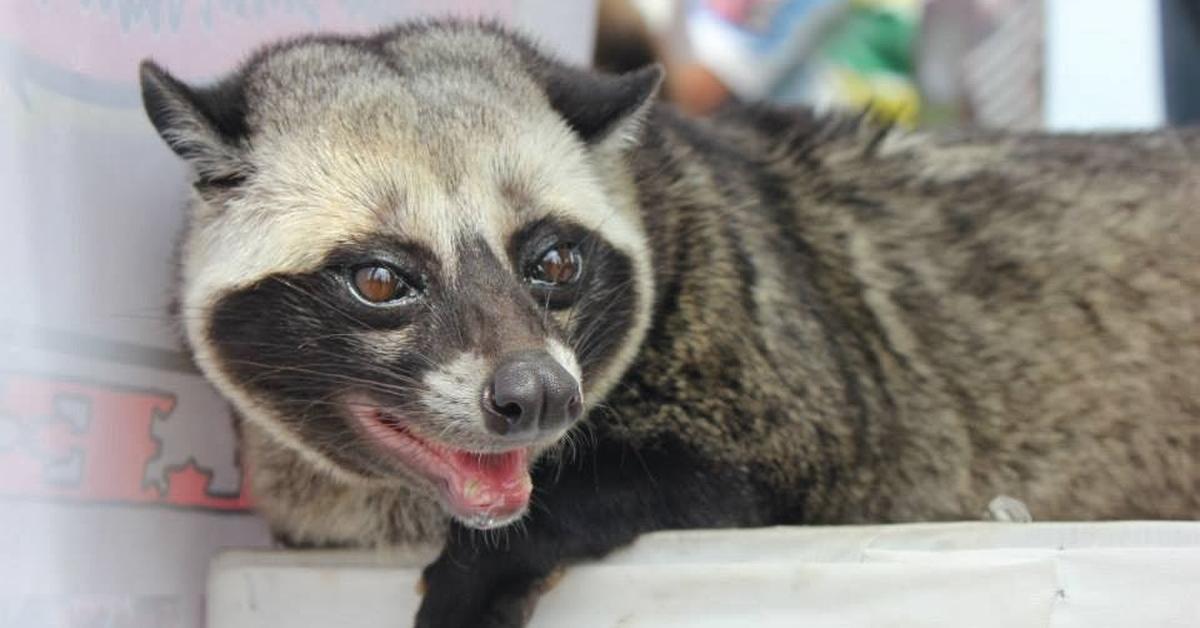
[{"left": 157, "top": 26, "right": 657, "bottom": 483}]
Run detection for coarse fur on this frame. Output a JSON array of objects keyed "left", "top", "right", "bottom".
[{"left": 140, "top": 20, "right": 1200, "bottom": 627}]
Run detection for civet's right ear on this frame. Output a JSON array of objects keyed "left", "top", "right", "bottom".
[{"left": 139, "top": 60, "right": 253, "bottom": 188}]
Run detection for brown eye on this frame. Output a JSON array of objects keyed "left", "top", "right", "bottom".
[
  {"left": 530, "top": 244, "right": 582, "bottom": 286},
  {"left": 351, "top": 265, "right": 410, "bottom": 304}
]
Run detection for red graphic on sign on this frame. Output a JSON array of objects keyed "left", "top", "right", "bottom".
[
  {"left": 0, "top": 373, "right": 252, "bottom": 510},
  {"left": 163, "top": 461, "right": 253, "bottom": 510}
]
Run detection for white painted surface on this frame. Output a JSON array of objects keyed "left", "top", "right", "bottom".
[
  {"left": 209, "top": 521, "right": 1200, "bottom": 627},
  {"left": 1044, "top": 0, "right": 1166, "bottom": 130}
]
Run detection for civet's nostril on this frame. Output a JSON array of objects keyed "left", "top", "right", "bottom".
[
  {"left": 482, "top": 385, "right": 523, "bottom": 436},
  {"left": 482, "top": 350, "right": 581, "bottom": 437},
  {"left": 497, "top": 401, "right": 523, "bottom": 421}
]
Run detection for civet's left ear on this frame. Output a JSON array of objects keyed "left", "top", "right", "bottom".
[{"left": 535, "top": 62, "right": 665, "bottom": 150}]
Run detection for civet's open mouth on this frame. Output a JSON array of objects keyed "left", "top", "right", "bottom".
[{"left": 347, "top": 399, "right": 533, "bottom": 529}]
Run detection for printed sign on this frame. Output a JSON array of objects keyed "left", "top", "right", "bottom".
[
  {"left": 0, "top": 3, "right": 594, "bottom": 626},
  {"left": 0, "top": 372, "right": 252, "bottom": 510}
]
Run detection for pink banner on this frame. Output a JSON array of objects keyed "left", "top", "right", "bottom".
[{"left": 0, "top": 0, "right": 516, "bottom": 81}]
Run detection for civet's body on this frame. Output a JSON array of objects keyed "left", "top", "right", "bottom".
[{"left": 139, "top": 21, "right": 1200, "bottom": 627}]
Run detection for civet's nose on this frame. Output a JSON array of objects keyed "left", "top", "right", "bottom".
[{"left": 483, "top": 350, "right": 582, "bottom": 437}]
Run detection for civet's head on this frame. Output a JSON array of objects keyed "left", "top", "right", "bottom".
[{"left": 140, "top": 22, "right": 660, "bottom": 529}]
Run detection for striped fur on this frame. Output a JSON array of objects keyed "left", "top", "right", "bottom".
[{"left": 141, "top": 21, "right": 1200, "bottom": 627}]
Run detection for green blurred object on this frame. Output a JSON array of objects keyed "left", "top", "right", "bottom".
[
  {"left": 815, "top": 0, "right": 921, "bottom": 125},
  {"left": 823, "top": 4, "right": 916, "bottom": 74}
]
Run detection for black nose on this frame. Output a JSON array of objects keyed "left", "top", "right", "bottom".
[{"left": 483, "top": 350, "right": 582, "bottom": 437}]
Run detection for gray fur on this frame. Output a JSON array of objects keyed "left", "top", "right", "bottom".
[
  {"left": 622, "top": 116, "right": 1200, "bottom": 522},
  {"left": 141, "top": 22, "right": 1199, "bottom": 554}
]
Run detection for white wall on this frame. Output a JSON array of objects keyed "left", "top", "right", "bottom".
[{"left": 1044, "top": 0, "right": 1165, "bottom": 130}]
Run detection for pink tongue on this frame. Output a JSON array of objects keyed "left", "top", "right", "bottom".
[{"left": 447, "top": 449, "right": 532, "bottom": 516}]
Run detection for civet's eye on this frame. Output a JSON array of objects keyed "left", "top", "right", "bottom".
[
  {"left": 350, "top": 265, "right": 411, "bottom": 304},
  {"left": 528, "top": 243, "right": 582, "bottom": 286}
]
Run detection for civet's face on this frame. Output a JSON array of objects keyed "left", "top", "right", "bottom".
[{"left": 140, "top": 27, "right": 660, "bottom": 528}]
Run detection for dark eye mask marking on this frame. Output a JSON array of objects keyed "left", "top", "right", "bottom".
[
  {"left": 205, "top": 237, "right": 449, "bottom": 475},
  {"left": 506, "top": 217, "right": 639, "bottom": 381}
]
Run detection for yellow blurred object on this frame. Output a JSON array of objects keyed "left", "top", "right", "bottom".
[{"left": 827, "top": 66, "right": 921, "bottom": 126}]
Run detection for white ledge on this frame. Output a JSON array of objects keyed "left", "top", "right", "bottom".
[{"left": 209, "top": 521, "right": 1200, "bottom": 627}]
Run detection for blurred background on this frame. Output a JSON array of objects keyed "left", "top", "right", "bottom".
[
  {"left": 0, "top": 1, "right": 1195, "bottom": 627},
  {"left": 597, "top": 0, "right": 1200, "bottom": 130}
]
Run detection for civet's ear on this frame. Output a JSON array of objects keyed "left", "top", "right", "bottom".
[
  {"left": 537, "top": 62, "right": 665, "bottom": 149},
  {"left": 139, "top": 60, "right": 253, "bottom": 188}
]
